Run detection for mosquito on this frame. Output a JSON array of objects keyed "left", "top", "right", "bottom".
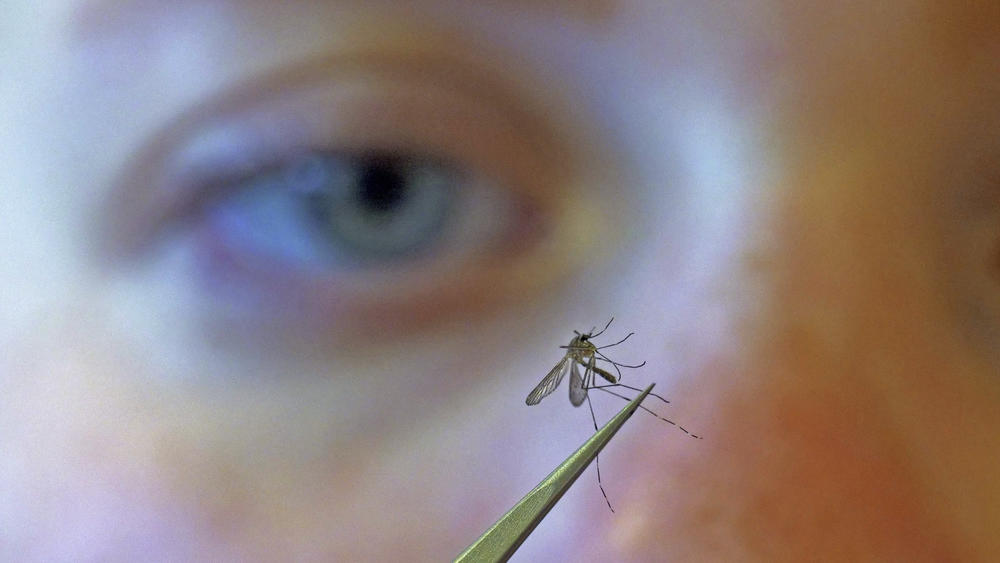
[{"left": 525, "top": 318, "right": 701, "bottom": 511}]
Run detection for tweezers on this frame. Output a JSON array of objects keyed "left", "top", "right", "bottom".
[{"left": 454, "top": 383, "right": 655, "bottom": 563}]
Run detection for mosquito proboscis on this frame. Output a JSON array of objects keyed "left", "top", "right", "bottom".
[{"left": 525, "top": 318, "right": 701, "bottom": 511}]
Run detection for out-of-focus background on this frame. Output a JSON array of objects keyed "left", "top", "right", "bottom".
[{"left": 2, "top": 2, "right": 999, "bottom": 560}]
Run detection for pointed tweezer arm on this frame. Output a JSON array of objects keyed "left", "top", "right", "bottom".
[{"left": 454, "top": 383, "right": 655, "bottom": 563}]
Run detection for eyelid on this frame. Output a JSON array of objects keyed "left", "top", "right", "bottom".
[
  {"left": 101, "top": 44, "right": 618, "bottom": 337},
  {"left": 105, "top": 49, "right": 574, "bottom": 250}
]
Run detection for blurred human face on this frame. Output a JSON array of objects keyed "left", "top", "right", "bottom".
[{"left": 2, "top": 1, "right": 998, "bottom": 560}]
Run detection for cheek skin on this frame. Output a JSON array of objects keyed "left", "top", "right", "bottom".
[
  {"left": 609, "top": 364, "right": 961, "bottom": 562},
  {"left": 592, "top": 187, "right": 977, "bottom": 561},
  {"left": 2, "top": 309, "right": 391, "bottom": 560},
  {"left": 581, "top": 5, "right": 1000, "bottom": 559},
  {"left": 1, "top": 316, "right": 215, "bottom": 560}
]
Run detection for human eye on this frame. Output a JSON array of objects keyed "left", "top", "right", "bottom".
[
  {"left": 103, "top": 48, "right": 616, "bottom": 343},
  {"left": 208, "top": 150, "right": 476, "bottom": 266}
]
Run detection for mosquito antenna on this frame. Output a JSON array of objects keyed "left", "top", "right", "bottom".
[
  {"left": 595, "top": 351, "right": 646, "bottom": 369},
  {"left": 597, "top": 332, "right": 633, "bottom": 349},
  {"left": 590, "top": 317, "right": 614, "bottom": 339},
  {"left": 589, "top": 385, "right": 702, "bottom": 439},
  {"left": 584, "top": 391, "right": 615, "bottom": 512}
]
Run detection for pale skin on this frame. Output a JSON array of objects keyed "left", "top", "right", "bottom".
[{"left": 2, "top": 1, "right": 999, "bottom": 561}]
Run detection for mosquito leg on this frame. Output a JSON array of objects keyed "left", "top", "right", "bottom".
[
  {"left": 584, "top": 355, "right": 595, "bottom": 389},
  {"left": 585, "top": 359, "right": 592, "bottom": 388},
  {"left": 585, "top": 386, "right": 599, "bottom": 432},
  {"left": 595, "top": 351, "right": 646, "bottom": 369},
  {"left": 589, "top": 382, "right": 670, "bottom": 404},
  {"left": 591, "top": 385, "right": 702, "bottom": 439},
  {"left": 585, "top": 392, "right": 615, "bottom": 512},
  {"left": 595, "top": 352, "right": 625, "bottom": 382}
]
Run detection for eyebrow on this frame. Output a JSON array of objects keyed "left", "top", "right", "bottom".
[
  {"left": 72, "top": 0, "right": 618, "bottom": 39},
  {"left": 504, "top": 0, "right": 618, "bottom": 23}
]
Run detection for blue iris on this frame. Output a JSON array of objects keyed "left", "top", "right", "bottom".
[{"left": 210, "top": 151, "right": 458, "bottom": 268}]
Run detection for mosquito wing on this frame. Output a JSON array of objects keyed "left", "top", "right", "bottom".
[
  {"left": 526, "top": 356, "right": 572, "bottom": 405},
  {"left": 568, "top": 360, "right": 587, "bottom": 407}
]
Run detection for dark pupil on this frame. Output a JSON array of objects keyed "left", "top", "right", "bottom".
[{"left": 357, "top": 156, "right": 407, "bottom": 213}]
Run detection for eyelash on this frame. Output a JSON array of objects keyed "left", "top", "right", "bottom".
[{"left": 105, "top": 54, "right": 602, "bottom": 339}]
